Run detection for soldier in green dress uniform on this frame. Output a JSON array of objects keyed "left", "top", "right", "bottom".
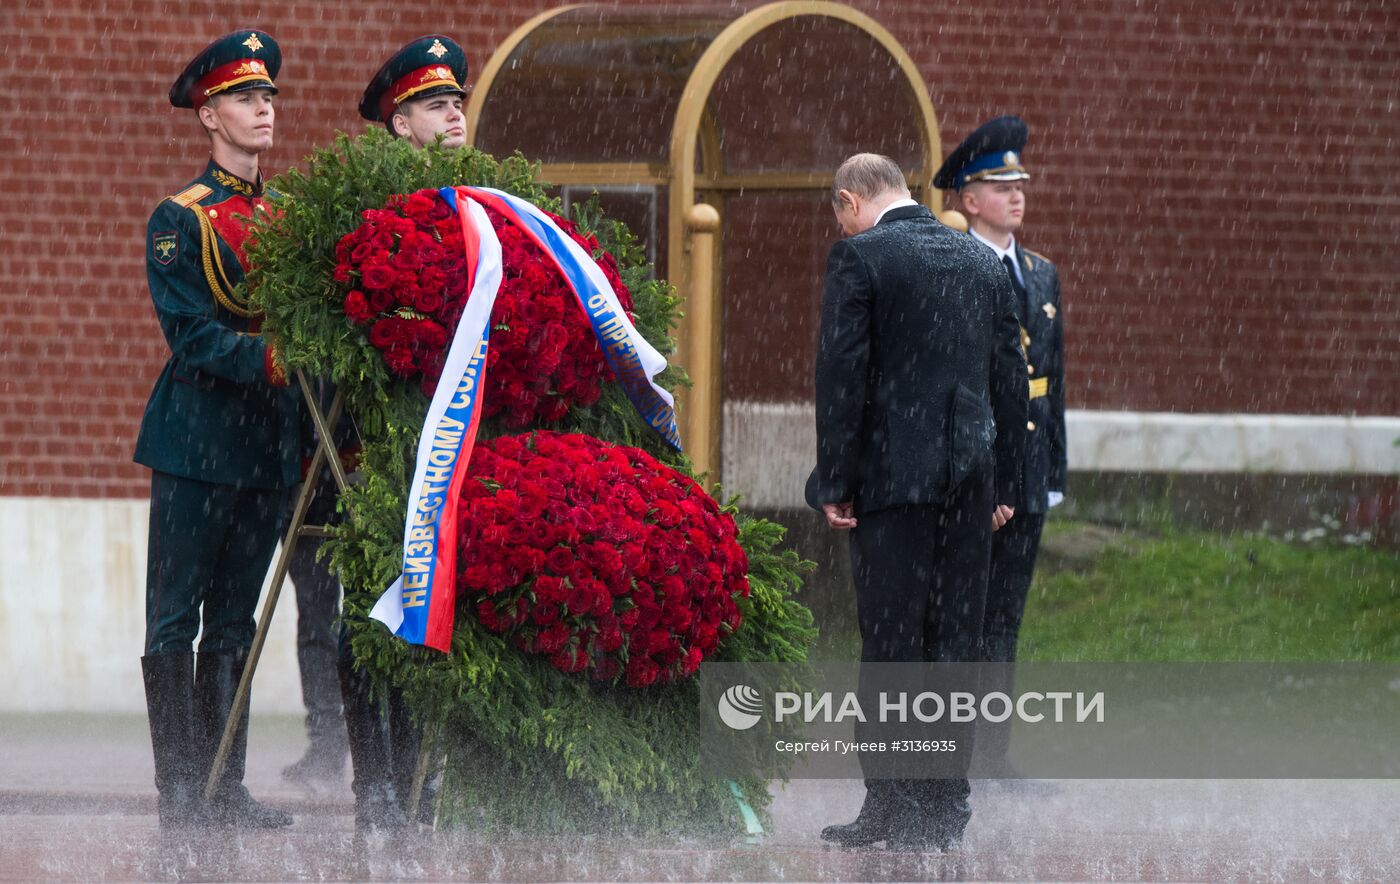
[
  {"left": 135, "top": 28, "right": 298, "bottom": 830},
  {"left": 310, "top": 35, "right": 472, "bottom": 834}
]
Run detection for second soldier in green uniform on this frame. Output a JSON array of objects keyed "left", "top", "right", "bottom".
[{"left": 330, "top": 35, "right": 472, "bottom": 833}]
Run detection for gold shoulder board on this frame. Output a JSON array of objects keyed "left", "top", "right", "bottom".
[
  {"left": 1026, "top": 248, "right": 1051, "bottom": 264},
  {"left": 169, "top": 184, "right": 213, "bottom": 208}
]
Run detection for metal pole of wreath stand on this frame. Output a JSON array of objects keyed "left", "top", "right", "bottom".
[{"left": 203, "top": 370, "right": 439, "bottom": 824}]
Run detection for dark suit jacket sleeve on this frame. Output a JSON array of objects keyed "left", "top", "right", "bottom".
[
  {"left": 146, "top": 200, "right": 270, "bottom": 386},
  {"left": 989, "top": 271, "right": 1029, "bottom": 506},
  {"left": 1047, "top": 265, "right": 1068, "bottom": 491},
  {"left": 811, "top": 238, "right": 873, "bottom": 505}
]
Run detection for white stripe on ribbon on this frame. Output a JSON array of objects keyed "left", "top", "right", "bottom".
[{"left": 370, "top": 195, "right": 502, "bottom": 646}]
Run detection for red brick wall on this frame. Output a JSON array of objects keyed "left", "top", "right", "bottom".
[{"left": 2, "top": 1, "right": 1396, "bottom": 498}]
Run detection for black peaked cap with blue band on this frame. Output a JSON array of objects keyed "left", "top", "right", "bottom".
[
  {"left": 933, "top": 115, "right": 1032, "bottom": 191},
  {"left": 360, "top": 35, "right": 468, "bottom": 123},
  {"left": 169, "top": 29, "right": 280, "bottom": 110}
]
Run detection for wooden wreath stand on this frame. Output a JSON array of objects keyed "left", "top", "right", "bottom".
[{"left": 202, "top": 370, "right": 441, "bottom": 825}]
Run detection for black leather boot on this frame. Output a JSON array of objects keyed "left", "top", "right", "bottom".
[
  {"left": 820, "top": 780, "right": 893, "bottom": 847},
  {"left": 141, "top": 653, "right": 212, "bottom": 830},
  {"left": 194, "top": 650, "right": 294, "bottom": 828},
  {"left": 886, "top": 778, "right": 968, "bottom": 852},
  {"left": 338, "top": 659, "right": 409, "bottom": 833},
  {"left": 389, "top": 687, "right": 440, "bottom": 826},
  {"left": 281, "top": 708, "right": 349, "bottom": 788}
]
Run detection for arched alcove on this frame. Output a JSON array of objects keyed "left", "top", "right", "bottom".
[{"left": 467, "top": 2, "right": 949, "bottom": 486}]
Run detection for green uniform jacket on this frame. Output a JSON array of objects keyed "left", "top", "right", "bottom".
[{"left": 134, "top": 160, "right": 300, "bottom": 490}]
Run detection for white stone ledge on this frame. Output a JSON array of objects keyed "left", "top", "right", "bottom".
[
  {"left": 721, "top": 402, "right": 1400, "bottom": 510},
  {"left": 1066, "top": 411, "right": 1400, "bottom": 476},
  {"left": 0, "top": 497, "right": 305, "bottom": 714}
]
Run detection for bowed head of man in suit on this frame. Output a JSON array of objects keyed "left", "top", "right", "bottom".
[{"left": 808, "top": 153, "right": 1029, "bottom": 851}]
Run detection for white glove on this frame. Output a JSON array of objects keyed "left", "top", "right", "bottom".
[{"left": 1047, "top": 491, "right": 1064, "bottom": 509}]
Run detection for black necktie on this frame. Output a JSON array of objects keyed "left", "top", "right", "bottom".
[{"left": 1002, "top": 254, "right": 1027, "bottom": 300}]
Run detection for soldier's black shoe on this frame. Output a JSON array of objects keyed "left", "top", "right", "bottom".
[
  {"left": 209, "top": 783, "right": 294, "bottom": 828},
  {"left": 820, "top": 785, "right": 891, "bottom": 847},
  {"left": 155, "top": 782, "right": 213, "bottom": 830},
  {"left": 281, "top": 739, "right": 348, "bottom": 788},
  {"left": 354, "top": 782, "right": 409, "bottom": 834},
  {"left": 142, "top": 653, "right": 213, "bottom": 831},
  {"left": 820, "top": 816, "right": 890, "bottom": 848}
]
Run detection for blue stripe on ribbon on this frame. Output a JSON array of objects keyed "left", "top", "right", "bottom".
[{"left": 484, "top": 191, "right": 682, "bottom": 450}]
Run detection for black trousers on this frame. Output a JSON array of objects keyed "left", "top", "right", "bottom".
[
  {"left": 849, "top": 467, "right": 993, "bottom": 831},
  {"left": 983, "top": 512, "right": 1046, "bottom": 663},
  {"left": 145, "top": 471, "right": 288, "bottom": 655},
  {"left": 288, "top": 468, "right": 345, "bottom": 742},
  {"left": 976, "top": 511, "right": 1045, "bottom": 771}
]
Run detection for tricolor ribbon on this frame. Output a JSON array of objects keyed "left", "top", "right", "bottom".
[
  {"left": 370, "top": 187, "right": 680, "bottom": 651},
  {"left": 369, "top": 189, "right": 500, "bottom": 651},
  {"left": 460, "top": 186, "right": 681, "bottom": 449}
]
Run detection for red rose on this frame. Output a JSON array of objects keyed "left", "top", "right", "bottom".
[
  {"left": 351, "top": 240, "right": 377, "bottom": 263},
  {"left": 536, "top": 622, "right": 570, "bottom": 654},
  {"left": 625, "top": 656, "right": 660, "bottom": 688},
  {"left": 530, "top": 602, "right": 560, "bottom": 626},
  {"left": 544, "top": 547, "right": 573, "bottom": 575},
  {"left": 368, "top": 319, "right": 397, "bottom": 348},
  {"left": 416, "top": 290, "right": 444, "bottom": 314},
  {"left": 342, "top": 290, "right": 374, "bottom": 325},
  {"left": 367, "top": 289, "right": 394, "bottom": 313},
  {"left": 361, "top": 264, "right": 396, "bottom": 291},
  {"left": 403, "top": 193, "right": 437, "bottom": 222},
  {"left": 385, "top": 345, "right": 416, "bottom": 377},
  {"left": 391, "top": 249, "right": 423, "bottom": 273}
]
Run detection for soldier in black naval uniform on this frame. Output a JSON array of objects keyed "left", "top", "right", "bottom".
[
  {"left": 135, "top": 29, "right": 297, "bottom": 830},
  {"left": 935, "top": 118, "right": 1068, "bottom": 732},
  {"left": 321, "top": 35, "right": 471, "bottom": 834}
]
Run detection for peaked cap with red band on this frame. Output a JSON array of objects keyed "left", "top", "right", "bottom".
[
  {"left": 359, "top": 35, "right": 468, "bottom": 123},
  {"left": 169, "top": 29, "right": 281, "bottom": 110}
]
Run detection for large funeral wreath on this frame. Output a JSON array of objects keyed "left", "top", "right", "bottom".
[{"left": 246, "top": 128, "right": 814, "bottom": 834}]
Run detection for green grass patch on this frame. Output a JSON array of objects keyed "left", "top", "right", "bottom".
[{"left": 1021, "top": 525, "right": 1400, "bottom": 662}]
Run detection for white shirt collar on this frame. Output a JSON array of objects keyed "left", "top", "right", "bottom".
[
  {"left": 970, "top": 227, "right": 1017, "bottom": 261},
  {"left": 873, "top": 197, "right": 920, "bottom": 226},
  {"left": 970, "top": 227, "right": 1024, "bottom": 285}
]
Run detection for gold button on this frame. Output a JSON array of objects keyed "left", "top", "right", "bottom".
[
  {"left": 1027, "top": 421, "right": 1037, "bottom": 431},
  {"left": 208, "top": 209, "right": 218, "bottom": 219},
  {"left": 1027, "top": 364, "right": 1035, "bottom": 375}
]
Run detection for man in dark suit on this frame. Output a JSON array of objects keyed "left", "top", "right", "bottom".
[
  {"left": 936, "top": 116, "right": 1067, "bottom": 673},
  {"left": 807, "top": 154, "right": 1028, "bottom": 850}
]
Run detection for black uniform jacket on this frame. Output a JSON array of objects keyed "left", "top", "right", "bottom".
[
  {"left": 806, "top": 205, "right": 1029, "bottom": 515},
  {"left": 1012, "top": 243, "right": 1067, "bottom": 515}
]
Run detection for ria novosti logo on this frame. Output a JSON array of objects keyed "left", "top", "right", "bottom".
[{"left": 718, "top": 684, "right": 764, "bottom": 730}]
